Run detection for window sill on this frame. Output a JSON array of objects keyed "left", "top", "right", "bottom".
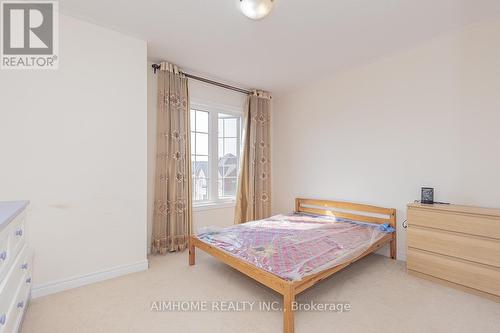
[{"left": 193, "top": 201, "right": 236, "bottom": 212}]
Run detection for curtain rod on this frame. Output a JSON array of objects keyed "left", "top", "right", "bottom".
[{"left": 151, "top": 63, "right": 252, "bottom": 95}]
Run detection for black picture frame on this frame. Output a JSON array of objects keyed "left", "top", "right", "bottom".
[{"left": 421, "top": 187, "right": 434, "bottom": 204}]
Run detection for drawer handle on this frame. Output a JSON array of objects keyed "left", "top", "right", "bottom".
[
  {"left": 21, "top": 263, "right": 28, "bottom": 270},
  {"left": 0, "top": 314, "right": 5, "bottom": 325},
  {"left": 15, "top": 229, "right": 23, "bottom": 237},
  {"left": 26, "top": 277, "right": 32, "bottom": 284},
  {"left": 17, "top": 301, "right": 24, "bottom": 309},
  {"left": 0, "top": 251, "right": 6, "bottom": 261}
]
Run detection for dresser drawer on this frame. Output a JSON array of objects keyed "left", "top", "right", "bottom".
[
  {"left": 407, "top": 248, "right": 500, "bottom": 296},
  {"left": 1, "top": 270, "right": 31, "bottom": 333},
  {"left": 408, "top": 226, "right": 500, "bottom": 267},
  {"left": 0, "top": 231, "right": 10, "bottom": 283},
  {"left": 0, "top": 245, "right": 32, "bottom": 333},
  {"left": 408, "top": 208, "right": 500, "bottom": 240},
  {"left": 8, "top": 211, "right": 26, "bottom": 263}
]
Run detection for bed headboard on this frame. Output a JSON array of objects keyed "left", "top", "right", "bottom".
[{"left": 295, "top": 198, "right": 396, "bottom": 228}]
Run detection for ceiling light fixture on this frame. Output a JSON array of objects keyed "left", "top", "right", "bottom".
[{"left": 239, "top": 0, "right": 274, "bottom": 20}]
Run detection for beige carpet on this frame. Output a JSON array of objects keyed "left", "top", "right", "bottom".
[{"left": 22, "top": 253, "right": 500, "bottom": 333}]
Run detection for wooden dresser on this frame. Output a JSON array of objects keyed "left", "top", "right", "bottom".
[{"left": 407, "top": 202, "right": 500, "bottom": 302}]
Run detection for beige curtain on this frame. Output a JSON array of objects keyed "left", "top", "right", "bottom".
[
  {"left": 152, "top": 62, "right": 192, "bottom": 254},
  {"left": 235, "top": 91, "right": 272, "bottom": 224}
]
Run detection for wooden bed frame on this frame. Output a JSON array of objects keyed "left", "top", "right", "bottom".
[{"left": 188, "top": 198, "right": 397, "bottom": 333}]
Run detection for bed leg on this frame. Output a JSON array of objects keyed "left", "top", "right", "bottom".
[
  {"left": 390, "top": 209, "right": 397, "bottom": 260},
  {"left": 189, "top": 238, "right": 196, "bottom": 266},
  {"left": 390, "top": 235, "right": 397, "bottom": 260},
  {"left": 283, "top": 285, "right": 295, "bottom": 333}
]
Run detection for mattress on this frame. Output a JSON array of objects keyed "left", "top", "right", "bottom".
[{"left": 197, "top": 213, "right": 395, "bottom": 281}]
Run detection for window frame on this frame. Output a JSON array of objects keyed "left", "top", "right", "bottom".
[{"left": 190, "top": 101, "right": 243, "bottom": 210}]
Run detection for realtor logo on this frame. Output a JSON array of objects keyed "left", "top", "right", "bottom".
[{"left": 1, "top": 1, "right": 58, "bottom": 69}]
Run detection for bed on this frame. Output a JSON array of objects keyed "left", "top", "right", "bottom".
[{"left": 188, "top": 198, "right": 397, "bottom": 333}]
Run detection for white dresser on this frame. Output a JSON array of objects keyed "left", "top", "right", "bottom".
[{"left": 0, "top": 201, "right": 32, "bottom": 333}]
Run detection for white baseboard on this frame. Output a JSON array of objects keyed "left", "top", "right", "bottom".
[{"left": 32, "top": 259, "right": 149, "bottom": 299}]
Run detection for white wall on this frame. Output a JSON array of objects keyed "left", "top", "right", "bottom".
[
  {"left": 272, "top": 18, "right": 500, "bottom": 261},
  {"left": 147, "top": 64, "right": 246, "bottom": 249},
  {"left": 0, "top": 15, "right": 148, "bottom": 296}
]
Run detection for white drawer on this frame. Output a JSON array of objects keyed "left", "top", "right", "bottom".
[
  {"left": 1, "top": 273, "right": 31, "bottom": 333},
  {"left": 0, "top": 211, "right": 26, "bottom": 285},
  {"left": 0, "top": 231, "right": 10, "bottom": 283},
  {"left": 0, "top": 246, "right": 32, "bottom": 333},
  {"left": 8, "top": 211, "right": 26, "bottom": 266}
]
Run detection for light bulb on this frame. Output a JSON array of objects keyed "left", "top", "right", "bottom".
[{"left": 240, "top": 0, "right": 274, "bottom": 20}]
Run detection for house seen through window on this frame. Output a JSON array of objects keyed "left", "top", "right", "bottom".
[{"left": 191, "top": 108, "right": 241, "bottom": 204}]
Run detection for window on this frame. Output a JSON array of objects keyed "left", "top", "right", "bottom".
[
  {"left": 191, "top": 110, "right": 210, "bottom": 201},
  {"left": 191, "top": 107, "right": 241, "bottom": 206}
]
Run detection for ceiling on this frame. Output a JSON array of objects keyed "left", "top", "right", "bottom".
[{"left": 59, "top": 0, "right": 500, "bottom": 92}]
